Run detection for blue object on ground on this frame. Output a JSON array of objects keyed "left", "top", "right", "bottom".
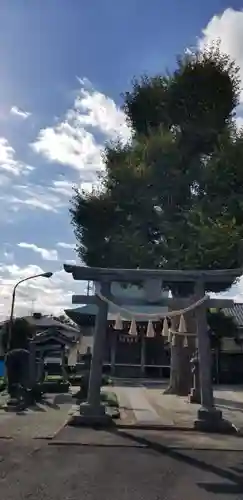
[{"left": 0, "top": 360, "right": 5, "bottom": 377}]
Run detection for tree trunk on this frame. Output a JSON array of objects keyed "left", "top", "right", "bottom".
[{"left": 164, "top": 299, "right": 197, "bottom": 396}]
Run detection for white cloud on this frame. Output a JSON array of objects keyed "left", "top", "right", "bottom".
[
  {"left": 3, "top": 250, "right": 14, "bottom": 263},
  {"left": 210, "top": 276, "right": 243, "bottom": 303},
  {"left": 10, "top": 106, "right": 31, "bottom": 120},
  {"left": 236, "top": 106, "right": 243, "bottom": 129},
  {"left": 31, "top": 78, "right": 131, "bottom": 180},
  {"left": 0, "top": 194, "right": 57, "bottom": 213},
  {"left": 32, "top": 123, "right": 103, "bottom": 173},
  {"left": 74, "top": 77, "right": 131, "bottom": 141},
  {"left": 57, "top": 242, "right": 76, "bottom": 249},
  {"left": 17, "top": 242, "right": 58, "bottom": 261},
  {"left": 0, "top": 138, "right": 33, "bottom": 176},
  {"left": 0, "top": 263, "right": 87, "bottom": 319},
  {"left": 49, "top": 179, "right": 74, "bottom": 197},
  {"left": 0, "top": 181, "right": 68, "bottom": 214}
]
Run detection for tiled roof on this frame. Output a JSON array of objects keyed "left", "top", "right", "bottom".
[
  {"left": 66, "top": 283, "right": 169, "bottom": 323},
  {"left": 66, "top": 303, "right": 168, "bottom": 321},
  {"left": 22, "top": 315, "right": 79, "bottom": 333},
  {"left": 68, "top": 302, "right": 243, "bottom": 327},
  {"left": 34, "top": 329, "right": 75, "bottom": 346},
  {"left": 222, "top": 304, "right": 243, "bottom": 327},
  {"left": 0, "top": 315, "right": 79, "bottom": 333}
]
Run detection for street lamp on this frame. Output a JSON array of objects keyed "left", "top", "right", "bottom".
[{"left": 8, "top": 272, "right": 53, "bottom": 347}]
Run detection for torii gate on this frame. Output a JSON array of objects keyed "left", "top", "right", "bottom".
[{"left": 64, "top": 264, "right": 240, "bottom": 432}]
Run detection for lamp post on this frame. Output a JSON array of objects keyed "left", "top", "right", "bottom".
[{"left": 8, "top": 271, "right": 53, "bottom": 348}]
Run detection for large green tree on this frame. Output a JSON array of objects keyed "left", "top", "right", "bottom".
[{"left": 71, "top": 44, "right": 243, "bottom": 395}]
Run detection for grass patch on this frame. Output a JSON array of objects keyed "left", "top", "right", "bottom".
[
  {"left": 101, "top": 391, "right": 119, "bottom": 408},
  {"left": 101, "top": 391, "right": 120, "bottom": 419},
  {"left": 0, "top": 376, "right": 6, "bottom": 393},
  {"left": 45, "top": 375, "right": 63, "bottom": 381}
]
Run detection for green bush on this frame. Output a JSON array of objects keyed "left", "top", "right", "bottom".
[
  {"left": 101, "top": 391, "right": 118, "bottom": 407},
  {"left": 102, "top": 374, "right": 113, "bottom": 386},
  {"left": 0, "top": 380, "right": 6, "bottom": 392}
]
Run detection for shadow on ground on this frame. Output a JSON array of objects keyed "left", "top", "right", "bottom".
[
  {"left": 105, "top": 427, "right": 243, "bottom": 494},
  {"left": 0, "top": 393, "right": 73, "bottom": 415}
]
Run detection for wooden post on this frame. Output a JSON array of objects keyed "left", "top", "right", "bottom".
[
  {"left": 110, "top": 330, "right": 117, "bottom": 376},
  {"left": 29, "top": 341, "right": 37, "bottom": 388},
  {"left": 140, "top": 327, "right": 146, "bottom": 377}
]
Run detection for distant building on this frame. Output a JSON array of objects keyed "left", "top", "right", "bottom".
[
  {"left": 0, "top": 312, "right": 80, "bottom": 363},
  {"left": 216, "top": 304, "right": 243, "bottom": 383},
  {"left": 24, "top": 312, "right": 79, "bottom": 340},
  {"left": 66, "top": 283, "right": 170, "bottom": 378},
  {"left": 66, "top": 281, "right": 243, "bottom": 382}
]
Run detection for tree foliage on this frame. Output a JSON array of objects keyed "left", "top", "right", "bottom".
[
  {"left": 70, "top": 44, "right": 243, "bottom": 293},
  {"left": 207, "top": 309, "right": 239, "bottom": 348},
  {"left": 1, "top": 318, "right": 33, "bottom": 354},
  {"left": 123, "top": 44, "right": 240, "bottom": 149}
]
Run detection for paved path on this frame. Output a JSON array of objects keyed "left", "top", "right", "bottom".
[
  {"left": 2, "top": 383, "right": 243, "bottom": 441},
  {"left": 112, "top": 383, "right": 243, "bottom": 430},
  {"left": 115, "top": 386, "right": 162, "bottom": 423}
]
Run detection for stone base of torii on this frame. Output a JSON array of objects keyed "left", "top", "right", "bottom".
[{"left": 64, "top": 264, "right": 241, "bottom": 433}]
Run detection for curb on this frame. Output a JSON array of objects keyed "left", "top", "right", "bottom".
[
  {"left": 115, "top": 422, "right": 242, "bottom": 435},
  {"left": 64, "top": 417, "right": 243, "bottom": 435}
]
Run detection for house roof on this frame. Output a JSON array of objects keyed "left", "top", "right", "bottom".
[
  {"left": 0, "top": 315, "right": 79, "bottom": 334},
  {"left": 33, "top": 329, "right": 75, "bottom": 347},
  {"left": 22, "top": 315, "right": 79, "bottom": 333},
  {"left": 222, "top": 304, "right": 243, "bottom": 328},
  {"left": 65, "top": 282, "right": 169, "bottom": 324},
  {"left": 67, "top": 299, "right": 243, "bottom": 329},
  {"left": 65, "top": 303, "right": 168, "bottom": 322}
]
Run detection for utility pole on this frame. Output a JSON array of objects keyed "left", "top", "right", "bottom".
[{"left": 30, "top": 298, "right": 36, "bottom": 316}]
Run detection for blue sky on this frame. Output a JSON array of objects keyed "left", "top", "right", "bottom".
[{"left": 0, "top": 1, "right": 243, "bottom": 318}]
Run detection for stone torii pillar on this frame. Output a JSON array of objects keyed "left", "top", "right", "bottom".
[
  {"left": 193, "top": 280, "right": 233, "bottom": 432},
  {"left": 71, "top": 281, "right": 111, "bottom": 425},
  {"left": 64, "top": 264, "right": 240, "bottom": 430},
  {"left": 86, "top": 281, "right": 110, "bottom": 417}
]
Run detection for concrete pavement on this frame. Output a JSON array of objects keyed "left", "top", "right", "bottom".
[
  {"left": 1, "top": 382, "right": 243, "bottom": 437},
  {"left": 1, "top": 429, "right": 243, "bottom": 499},
  {"left": 1, "top": 384, "right": 243, "bottom": 498}
]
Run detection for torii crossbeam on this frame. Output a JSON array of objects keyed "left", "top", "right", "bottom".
[{"left": 64, "top": 264, "right": 241, "bottom": 432}]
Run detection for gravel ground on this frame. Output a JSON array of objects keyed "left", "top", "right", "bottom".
[
  {"left": 0, "top": 392, "right": 74, "bottom": 439},
  {"left": 1, "top": 429, "right": 243, "bottom": 499}
]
